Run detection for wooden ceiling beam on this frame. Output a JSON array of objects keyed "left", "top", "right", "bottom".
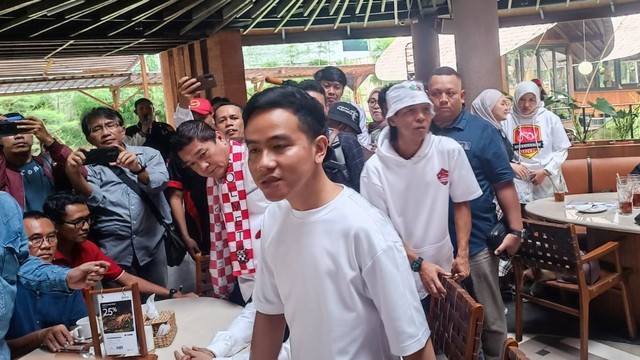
[
  {"left": 0, "top": 0, "right": 42, "bottom": 16},
  {"left": 147, "top": 0, "right": 205, "bottom": 35},
  {"left": 334, "top": 0, "right": 350, "bottom": 29},
  {"left": 108, "top": 0, "right": 180, "bottom": 36},
  {"left": 0, "top": 0, "right": 82, "bottom": 33},
  {"left": 30, "top": 0, "right": 118, "bottom": 38},
  {"left": 244, "top": 1, "right": 280, "bottom": 34},
  {"left": 103, "top": 39, "right": 146, "bottom": 57},
  {"left": 179, "top": 0, "right": 229, "bottom": 35},
  {"left": 71, "top": 0, "right": 149, "bottom": 37},
  {"left": 275, "top": 0, "right": 303, "bottom": 32},
  {"left": 211, "top": 1, "right": 253, "bottom": 34},
  {"left": 305, "top": 0, "right": 326, "bottom": 31}
]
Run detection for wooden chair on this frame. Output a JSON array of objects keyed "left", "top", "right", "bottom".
[
  {"left": 513, "top": 219, "right": 637, "bottom": 360},
  {"left": 428, "top": 273, "right": 484, "bottom": 360},
  {"left": 194, "top": 253, "right": 213, "bottom": 296},
  {"left": 501, "top": 338, "right": 530, "bottom": 360}
]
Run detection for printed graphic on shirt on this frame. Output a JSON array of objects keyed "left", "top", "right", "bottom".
[
  {"left": 513, "top": 125, "right": 544, "bottom": 159},
  {"left": 437, "top": 168, "right": 449, "bottom": 185}
]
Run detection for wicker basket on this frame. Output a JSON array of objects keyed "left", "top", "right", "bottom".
[{"left": 144, "top": 310, "right": 177, "bottom": 348}]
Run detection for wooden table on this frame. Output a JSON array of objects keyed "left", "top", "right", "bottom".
[
  {"left": 525, "top": 193, "right": 640, "bottom": 324},
  {"left": 23, "top": 297, "right": 243, "bottom": 359}
]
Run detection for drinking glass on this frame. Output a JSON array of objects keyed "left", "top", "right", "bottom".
[
  {"left": 617, "top": 175, "right": 633, "bottom": 215},
  {"left": 628, "top": 174, "right": 640, "bottom": 208}
]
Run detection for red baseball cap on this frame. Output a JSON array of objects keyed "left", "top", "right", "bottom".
[{"left": 189, "top": 98, "right": 213, "bottom": 115}]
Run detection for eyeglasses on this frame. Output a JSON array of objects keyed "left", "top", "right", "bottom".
[
  {"left": 29, "top": 233, "right": 58, "bottom": 248},
  {"left": 90, "top": 121, "right": 121, "bottom": 135},
  {"left": 367, "top": 98, "right": 378, "bottom": 106},
  {"left": 63, "top": 216, "right": 92, "bottom": 229}
]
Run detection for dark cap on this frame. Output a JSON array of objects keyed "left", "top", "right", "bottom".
[{"left": 327, "top": 102, "right": 361, "bottom": 134}]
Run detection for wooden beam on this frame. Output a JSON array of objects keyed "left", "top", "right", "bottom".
[
  {"left": 303, "top": 0, "right": 320, "bottom": 16},
  {"left": 244, "top": 1, "right": 279, "bottom": 34},
  {"left": 146, "top": 0, "right": 205, "bottom": 35},
  {"left": 275, "top": 0, "right": 303, "bottom": 33},
  {"left": 44, "top": 40, "right": 75, "bottom": 59},
  {"left": 42, "top": 59, "right": 53, "bottom": 76},
  {"left": 276, "top": 0, "right": 296, "bottom": 17},
  {"left": 212, "top": 2, "right": 253, "bottom": 34},
  {"left": 0, "top": 0, "right": 42, "bottom": 16},
  {"left": 0, "top": 73, "right": 132, "bottom": 85},
  {"left": 139, "top": 55, "right": 149, "bottom": 99},
  {"left": 355, "top": 0, "right": 365, "bottom": 14},
  {"left": 0, "top": 0, "right": 81, "bottom": 33},
  {"left": 334, "top": 0, "right": 350, "bottom": 29},
  {"left": 364, "top": 0, "right": 374, "bottom": 26},
  {"left": 103, "top": 39, "right": 146, "bottom": 57},
  {"left": 71, "top": 0, "right": 149, "bottom": 37},
  {"left": 329, "top": 0, "right": 341, "bottom": 15},
  {"left": 111, "top": 87, "right": 120, "bottom": 109},
  {"left": 79, "top": 89, "right": 115, "bottom": 108},
  {"left": 179, "top": 0, "right": 230, "bottom": 35},
  {"left": 305, "top": 0, "right": 326, "bottom": 31},
  {"left": 251, "top": 0, "right": 277, "bottom": 17},
  {"left": 118, "top": 88, "right": 143, "bottom": 109},
  {"left": 223, "top": 0, "right": 252, "bottom": 19},
  {"left": 108, "top": 0, "right": 180, "bottom": 36},
  {"left": 30, "top": 0, "right": 118, "bottom": 38}
]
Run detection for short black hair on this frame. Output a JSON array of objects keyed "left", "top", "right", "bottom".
[
  {"left": 429, "top": 66, "right": 463, "bottom": 85},
  {"left": 171, "top": 120, "right": 217, "bottom": 154},
  {"left": 211, "top": 97, "right": 230, "bottom": 107},
  {"left": 81, "top": 107, "right": 125, "bottom": 137},
  {"left": 213, "top": 103, "right": 244, "bottom": 122},
  {"left": 296, "top": 80, "right": 326, "bottom": 97},
  {"left": 23, "top": 210, "right": 51, "bottom": 221},
  {"left": 134, "top": 98, "right": 153, "bottom": 109},
  {"left": 43, "top": 192, "right": 88, "bottom": 224},
  {"left": 243, "top": 86, "right": 327, "bottom": 141},
  {"left": 313, "top": 66, "right": 347, "bottom": 87}
]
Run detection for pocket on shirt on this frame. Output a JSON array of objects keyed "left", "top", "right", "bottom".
[{"left": 1, "top": 234, "right": 20, "bottom": 285}]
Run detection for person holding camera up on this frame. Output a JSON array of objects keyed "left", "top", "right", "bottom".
[
  {"left": 124, "top": 98, "right": 175, "bottom": 161},
  {"left": 65, "top": 107, "right": 171, "bottom": 289},
  {"left": 0, "top": 113, "right": 80, "bottom": 211}
]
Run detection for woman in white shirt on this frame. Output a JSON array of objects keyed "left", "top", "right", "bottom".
[{"left": 502, "top": 81, "right": 572, "bottom": 203}]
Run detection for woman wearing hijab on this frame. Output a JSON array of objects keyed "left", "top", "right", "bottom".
[
  {"left": 503, "top": 81, "right": 571, "bottom": 203},
  {"left": 367, "top": 88, "right": 387, "bottom": 147}
]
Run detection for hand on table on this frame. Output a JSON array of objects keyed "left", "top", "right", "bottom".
[
  {"left": 174, "top": 291, "right": 199, "bottom": 298},
  {"left": 38, "top": 324, "right": 74, "bottom": 352},
  {"left": 174, "top": 345, "right": 215, "bottom": 360}
]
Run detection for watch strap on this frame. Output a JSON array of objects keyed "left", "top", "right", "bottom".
[
  {"left": 132, "top": 164, "right": 146, "bottom": 175},
  {"left": 410, "top": 257, "right": 423, "bottom": 272}
]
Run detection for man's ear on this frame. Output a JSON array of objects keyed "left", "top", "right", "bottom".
[
  {"left": 313, "top": 135, "right": 329, "bottom": 164},
  {"left": 387, "top": 115, "right": 396, "bottom": 127},
  {"left": 460, "top": 89, "right": 466, "bottom": 104}
]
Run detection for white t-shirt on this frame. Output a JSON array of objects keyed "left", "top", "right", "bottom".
[
  {"left": 253, "top": 187, "right": 429, "bottom": 360},
  {"left": 503, "top": 108, "right": 572, "bottom": 202},
  {"left": 360, "top": 127, "right": 482, "bottom": 299},
  {"left": 174, "top": 105, "right": 194, "bottom": 127}
]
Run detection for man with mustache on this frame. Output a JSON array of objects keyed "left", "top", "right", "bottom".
[{"left": 0, "top": 114, "right": 79, "bottom": 211}]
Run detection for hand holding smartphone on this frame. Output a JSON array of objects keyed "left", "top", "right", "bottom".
[
  {"left": 0, "top": 113, "right": 30, "bottom": 137},
  {"left": 193, "top": 73, "right": 216, "bottom": 92},
  {"left": 82, "top": 147, "right": 120, "bottom": 166}
]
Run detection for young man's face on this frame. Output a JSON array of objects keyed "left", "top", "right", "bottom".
[
  {"left": 215, "top": 104, "right": 244, "bottom": 143},
  {"left": 389, "top": 103, "right": 433, "bottom": 142},
  {"left": 319, "top": 80, "right": 344, "bottom": 105},
  {"left": 177, "top": 135, "right": 230, "bottom": 179},
  {"left": 427, "top": 75, "right": 466, "bottom": 128},
  {"left": 86, "top": 116, "right": 125, "bottom": 148},
  {"left": 58, "top": 203, "right": 92, "bottom": 246},
  {"left": 135, "top": 101, "right": 154, "bottom": 122},
  {"left": 24, "top": 217, "right": 58, "bottom": 263},
  {"left": 245, "top": 108, "right": 326, "bottom": 202}
]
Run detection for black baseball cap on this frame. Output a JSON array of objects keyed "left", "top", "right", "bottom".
[{"left": 327, "top": 102, "right": 361, "bottom": 134}]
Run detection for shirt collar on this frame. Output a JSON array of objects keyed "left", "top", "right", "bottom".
[{"left": 433, "top": 110, "right": 467, "bottom": 132}]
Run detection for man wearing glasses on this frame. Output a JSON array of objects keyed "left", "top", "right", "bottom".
[
  {"left": 65, "top": 107, "right": 172, "bottom": 287},
  {"left": 44, "top": 192, "right": 194, "bottom": 299}
]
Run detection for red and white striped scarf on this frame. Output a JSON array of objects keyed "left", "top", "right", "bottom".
[{"left": 206, "top": 141, "right": 256, "bottom": 298}]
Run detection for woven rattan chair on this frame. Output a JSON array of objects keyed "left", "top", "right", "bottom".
[
  {"left": 514, "top": 219, "right": 637, "bottom": 360},
  {"left": 428, "top": 273, "right": 484, "bottom": 360},
  {"left": 501, "top": 338, "right": 530, "bottom": 360},
  {"left": 194, "top": 253, "right": 213, "bottom": 296}
]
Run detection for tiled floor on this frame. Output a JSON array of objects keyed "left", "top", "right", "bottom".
[{"left": 510, "top": 333, "right": 640, "bottom": 359}]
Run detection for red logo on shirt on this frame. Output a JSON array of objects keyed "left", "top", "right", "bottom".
[
  {"left": 437, "top": 168, "right": 449, "bottom": 185},
  {"left": 513, "top": 125, "right": 543, "bottom": 159}
]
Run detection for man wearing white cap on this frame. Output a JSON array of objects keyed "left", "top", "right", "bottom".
[{"left": 360, "top": 80, "right": 481, "bottom": 308}]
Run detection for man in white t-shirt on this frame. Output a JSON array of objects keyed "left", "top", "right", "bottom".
[
  {"left": 360, "top": 81, "right": 481, "bottom": 305},
  {"left": 243, "top": 85, "right": 435, "bottom": 360},
  {"left": 170, "top": 121, "right": 290, "bottom": 360}
]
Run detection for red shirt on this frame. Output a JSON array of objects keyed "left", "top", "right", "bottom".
[{"left": 53, "top": 240, "right": 125, "bottom": 283}]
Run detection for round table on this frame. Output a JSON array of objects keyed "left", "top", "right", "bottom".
[
  {"left": 24, "top": 297, "right": 243, "bottom": 359},
  {"left": 525, "top": 193, "right": 640, "bottom": 325}
]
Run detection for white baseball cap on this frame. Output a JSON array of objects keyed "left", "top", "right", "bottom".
[{"left": 385, "top": 80, "right": 434, "bottom": 119}]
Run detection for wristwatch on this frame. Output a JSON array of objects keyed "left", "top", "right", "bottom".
[
  {"left": 510, "top": 229, "right": 527, "bottom": 238},
  {"left": 132, "top": 165, "right": 146, "bottom": 175},
  {"left": 168, "top": 288, "right": 178, "bottom": 299},
  {"left": 410, "top": 257, "right": 424, "bottom": 272}
]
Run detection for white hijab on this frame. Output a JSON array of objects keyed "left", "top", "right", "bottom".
[
  {"left": 511, "top": 81, "right": 541, "bottom": 122},
  {"left": 471, "top": 89, "right": 503, "bottom": 130}
]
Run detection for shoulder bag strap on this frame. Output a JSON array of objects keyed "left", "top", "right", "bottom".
[{"left": 109, "top": 167, "right": 166, "bottom": 225}]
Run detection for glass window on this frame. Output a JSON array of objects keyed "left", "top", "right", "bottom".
[
  {"left": 506, "top": 50, "right": 522, "bottom": 93},
  {"left": 620, "top": 60, "right": 638, "bottom": 85},
  {"left": 554, "top": 47, "right": 568, "bottom": 94},
  {"left": 521, "top": 48, "right": 538, "bottom": 80},
  {"left": 598, "top": 60, "right": 617, "bottom": 88}
]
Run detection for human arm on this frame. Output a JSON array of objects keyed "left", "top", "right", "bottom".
[
  {"left": 543, "top": 113, "right": 572, "bottom": 177},
  {"left": 205, "top": 301, "right": 257, "bottom": 357},
  {"left": 7, "top": 324, "right": 75, "bottom": 356},
  {"left": 510, "top": 162, "right": 530, "bottom": 180},
  {"left": 249, "top": 312, "right": 287, "bottom": 360},
  {"left": 117, "top": 271, "right": 195, "bottom": 298},
  {"left": 494, "top": 180, "right": 523, "bottom": 257},
  {"left": 65, "top": 148, "right": 94, "bottom": 198},
  {"left": 451, "top": 201, "right": 471, "bottom": 280},
  {"left": 167, "top": 187, "right": 200, "bottom": 259}
]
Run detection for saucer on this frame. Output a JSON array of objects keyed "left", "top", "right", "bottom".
[{"left": 577, "top": 204, "right": 608, "bottom": 214}]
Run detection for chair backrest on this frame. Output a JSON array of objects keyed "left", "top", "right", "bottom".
[
  {"left": 428, "top": 274, "right": 484, "bottom": 360},
  {"left": 194, "top": 253, "right": 213, "bottom": 296},
  {"left": 502, "top": 338, "right": 531, "bottom": 360},
  {"left": 518, "top": 219, "right": 582, "bottom": 278}
]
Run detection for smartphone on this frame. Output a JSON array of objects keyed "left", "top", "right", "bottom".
[
  {"left": 82, "top": 147, "right": 120, "bottom": 166},
  {"left": 3, "top": 112, "right": 25, "bottom": 122},
  {"left": 0, "top": 113, "right": 28, "bottom": 137},
  {"left": 193, "top": 73, "right": 216, "bottom": 92}
]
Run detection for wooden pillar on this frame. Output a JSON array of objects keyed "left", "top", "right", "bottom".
[
  {"left": 139, "top": 55, "right": 150, "bottom": 99},
  {"left": 411, "top": 16, "right": 440, "bottom": 83},
  {"left": 160, "top": 30, "right": 247, "bottom": 125}
]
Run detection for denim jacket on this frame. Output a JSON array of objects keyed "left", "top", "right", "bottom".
[{"left": 0, "top": 192, "right": 69, "bottom": 359}]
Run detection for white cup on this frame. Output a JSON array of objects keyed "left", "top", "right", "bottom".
[
  {"left": 73, "top": 317, "right": 93, "bottom": 339},
  {"left": 144, "top": 325, "right": 155, "bottom": 352}
]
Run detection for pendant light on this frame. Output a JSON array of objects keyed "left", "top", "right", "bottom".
[{"left": 578, "top": 20, "right": 593, "bottom": 75}]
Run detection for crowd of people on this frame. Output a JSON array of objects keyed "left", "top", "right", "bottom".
[{"left": 0, "top": 64, "right": 572, "bottom": 360}]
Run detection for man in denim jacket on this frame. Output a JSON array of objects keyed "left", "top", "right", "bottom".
[{"left": 0, "top": 192, "right": 109, "bottom": 359}]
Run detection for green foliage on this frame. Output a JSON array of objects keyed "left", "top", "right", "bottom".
[{"left": 612, "top": 105, "right": 640, "bottom": 140}]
